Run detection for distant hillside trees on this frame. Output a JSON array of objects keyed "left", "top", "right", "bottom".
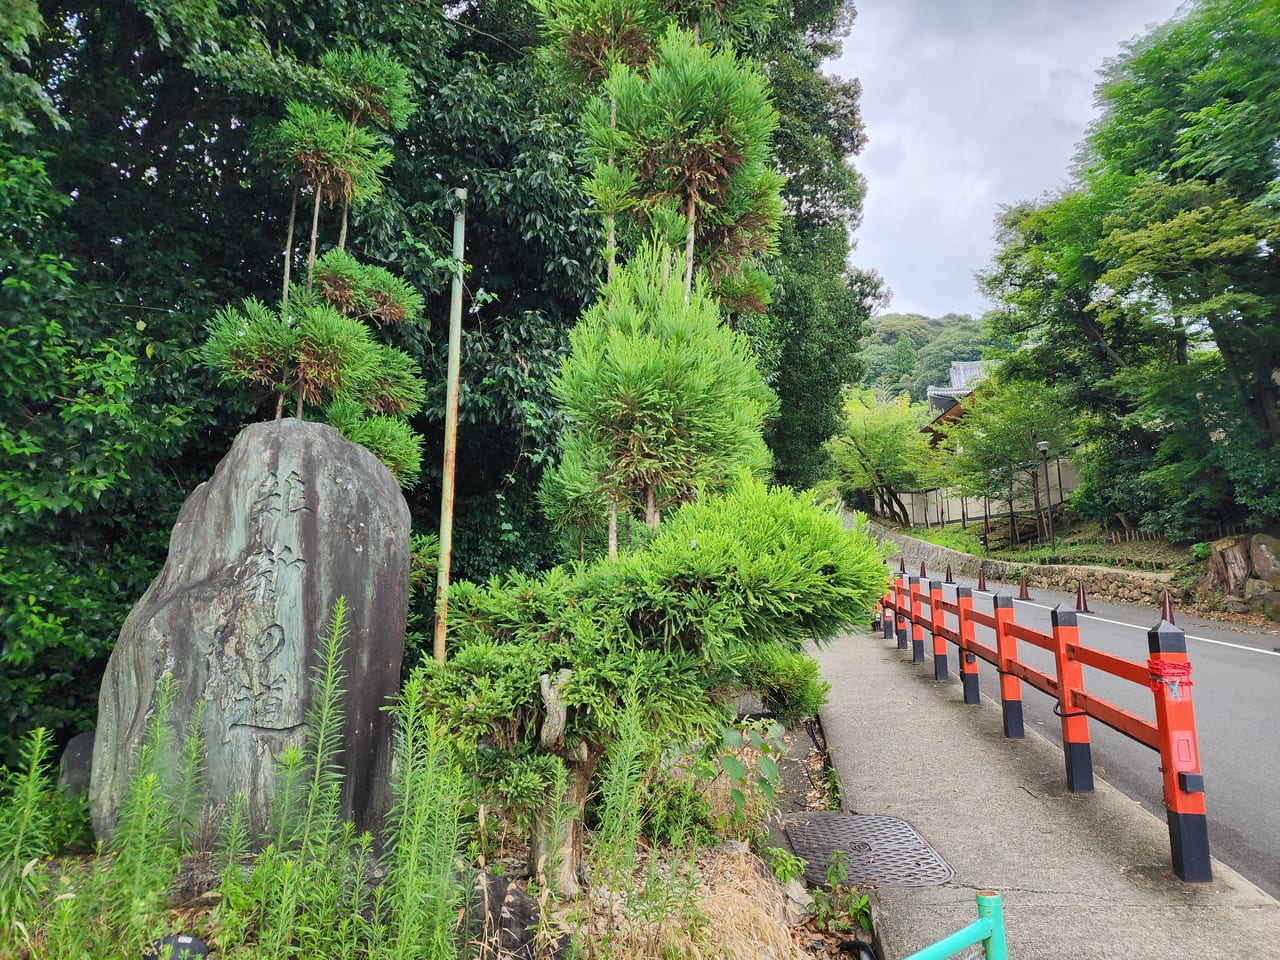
[{"left": 859, "top": 312, "right": 997, "bottom": 403}]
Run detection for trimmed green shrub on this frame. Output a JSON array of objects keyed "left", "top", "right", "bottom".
[{"left": 419, "top": 477, "right": 891, "bottom": 893}]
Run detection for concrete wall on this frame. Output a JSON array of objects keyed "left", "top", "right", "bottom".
[{"left": 866, "top": 519, "right": 1177, "bottom": 608}]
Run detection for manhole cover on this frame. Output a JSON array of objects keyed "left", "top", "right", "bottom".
[{"left": 782, "top": 812, "right": 954, "bottom": 887}]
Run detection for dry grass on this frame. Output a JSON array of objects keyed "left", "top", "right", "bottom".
[
  {"left": 692, "top": 848, "right": 809, "bottom": 960},
  {"left": 566, "top": 844, "right": 807, "bottom": 960}
]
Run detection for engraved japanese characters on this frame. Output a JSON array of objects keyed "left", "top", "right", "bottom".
[{"left": 90, "top": 420, "right": 409, "bottom": 844}]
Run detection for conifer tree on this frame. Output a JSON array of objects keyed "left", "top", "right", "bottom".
[
  {"left": 204, "top": 48, "right": 426, "bottom": 486},
  {"left": 534, "top": 0, "right": 665, "bottom": 284},
  {"left": 587, "top": 26, "right": 782, "bottom": 309},
  {"left": 551, "top": 243, "right": 776, "bottom": 554}
]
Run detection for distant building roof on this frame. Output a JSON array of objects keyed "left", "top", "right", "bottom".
[
  {"left": 924, "top": 360, "right": 991, "bottom": 414},
  {"left": 949, "top": 360, "right": 987, "bottom": 389}
]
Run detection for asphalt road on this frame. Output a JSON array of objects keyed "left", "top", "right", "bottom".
[{"left": 901, "top": 574, "right": 1280, "bottom": 898}]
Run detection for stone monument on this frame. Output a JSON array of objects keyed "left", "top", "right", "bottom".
[{"left": 90, "top": 419, "right": 410, "bottom": 844}]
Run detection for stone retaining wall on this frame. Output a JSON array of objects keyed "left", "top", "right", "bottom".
[{"left": 865, "top": 519, "right": 1176, "bottom": 608}]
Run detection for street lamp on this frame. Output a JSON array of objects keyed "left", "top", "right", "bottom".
[{"left": 1036, "top": 440, "right": 1055, "bottom": 553}]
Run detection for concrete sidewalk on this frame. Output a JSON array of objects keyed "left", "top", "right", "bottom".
[{"left": 813, "top": 629, "right": 1280, "bottom": 960}]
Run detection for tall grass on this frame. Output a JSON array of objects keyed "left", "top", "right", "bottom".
[
  {"left": 298, "top": 596, "right": 347, "bottom": 857},
  {"left": 173, "top": 700, "right": 208, "bottom": 850},
  {"left": 217, "top": 601, "right": 470, "bottom": 958},
  {"left": 592, "top": 697, "right": 648, "bottom": 903},
  {"left": 374, "top": 671, "right": 469, "bottom": 960},
  {"left": 0, "top": 599, "right": 475, "bottom": 958},
  {"left": 0, "top": 675, "right": 195, "bottom": 958},
  {"left": 107, "top": 674, "right": 182, "bottom": 950},
  {"left": 0, "top": 726, "right": 57, "bottom": 956},
  {"left": 226, "top": 598, "right": 378, "bottom": 958},
  {"left": 585, "top": 694, "right": 710, "bottom": 959}
]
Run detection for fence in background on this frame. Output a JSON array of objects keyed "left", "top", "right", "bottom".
[{"left": 879, "top": 567, "right": 1212, "bottom": 883}]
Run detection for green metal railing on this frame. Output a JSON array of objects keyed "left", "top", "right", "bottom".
[{"left": 901, "top": 891, "right": 1007, "bottom": 960}]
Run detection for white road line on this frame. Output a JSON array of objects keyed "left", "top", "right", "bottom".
[
  {"left": 1177, "top": 635, "right": 1280, "bottom": 656},
  {"left": 992, "top": 594, "right": 1280, "bottom": 658},
  {"left": 897, "top": 575, "right": 1280, "bottom": 658}
]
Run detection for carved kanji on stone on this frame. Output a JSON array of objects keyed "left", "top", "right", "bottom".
[{"left": 91, "top": 420, "right": 409, "bottom": 844}]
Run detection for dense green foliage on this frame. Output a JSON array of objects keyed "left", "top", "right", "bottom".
[
  {"left": 753, "top": 2, "right": 883, "bottom": 486},
  {"left": 827, "top": 391, "right": 932, "bottom": 523},
  {"left": 6, "top": 2, "right": 889, "bottom": 944},
  {"left": 1, "top": 93, "right": 213, "bottom": 765},
  {"left": 1, "top": 2, "right": 584, "bottom": 760},
  {"left": 980, "top": 0, "right": 1280, "bottom": 539},
  {"left": 447, "top": 5, "right": 883, "bottom": 882},
  {"left": 420, "top": 476, "right": 889, "bottom": 889},
  {"left": 932, "top": 379, "right": 1077, "bottom": 542},
  {"left": 2, "top": 0, "right": 877, "bottom": 764}
]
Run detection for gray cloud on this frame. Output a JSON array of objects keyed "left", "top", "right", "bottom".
[{"left": 832, "top": 0, "right": 1186, "bottom": 318}]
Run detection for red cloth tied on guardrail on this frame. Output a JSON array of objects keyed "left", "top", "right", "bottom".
[{"left": 1147, "top": 658, "right": 1193, "bottom": 700}]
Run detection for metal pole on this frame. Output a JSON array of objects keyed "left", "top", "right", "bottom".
[
  {"left": 1039, "top": 443, "right": 1055, "bottom": 553},
  {"left": 900, "top": 892, "right": 1005, "bottom": 960},
  {"left": 434, "top": 187, "right": 466, "bottom": 664}
]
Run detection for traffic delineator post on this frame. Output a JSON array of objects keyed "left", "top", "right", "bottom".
[
  {"left": 882, "top": 581, "right": 895, "bottom": 639},
  {"left": 1148, "top": 610, "right": 1211, "bottom": 882},
  {"left": 895, "top": 573, "right": 909, "bottom": 650},
  {"left": 992, "top": 594, "right": 1024, "bottom": 738},
  {"left": 956, "top": 587, "right": 980, "bottom": 705},
  {"left": 929, "top": 580, "right": 948, "bottom": 681},
  {"left": 909, "top": 576, "right": 926, "bottom": 663},
  {"left": 1051, "top": 603, "right": 1094, "bottom": 793}
]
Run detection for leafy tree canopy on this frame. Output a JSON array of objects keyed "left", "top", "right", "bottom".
[
  {"left": 0, "top": 0, "right": 885, "bottom": 763},
  {"left": 827, "top": 390, "right": 932, "bottom": 525},
  {"left": 978, "top": 0, "right": 1280, "bottom": 537},
  {"left": 751, "top": 0, "right": 882, "bottom": 486}
]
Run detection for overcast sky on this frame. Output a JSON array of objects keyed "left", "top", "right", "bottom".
[{"left": 831, "top": 0, "right": 1187, "bottom": 319}]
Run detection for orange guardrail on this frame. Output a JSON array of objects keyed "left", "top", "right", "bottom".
[{"left": 877, "top": 568, "right": 1211, "bottom": 883}]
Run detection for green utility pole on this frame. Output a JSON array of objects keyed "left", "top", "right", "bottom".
[{"left": 434, "top": 187, "right": 466, "bottom": 664}]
